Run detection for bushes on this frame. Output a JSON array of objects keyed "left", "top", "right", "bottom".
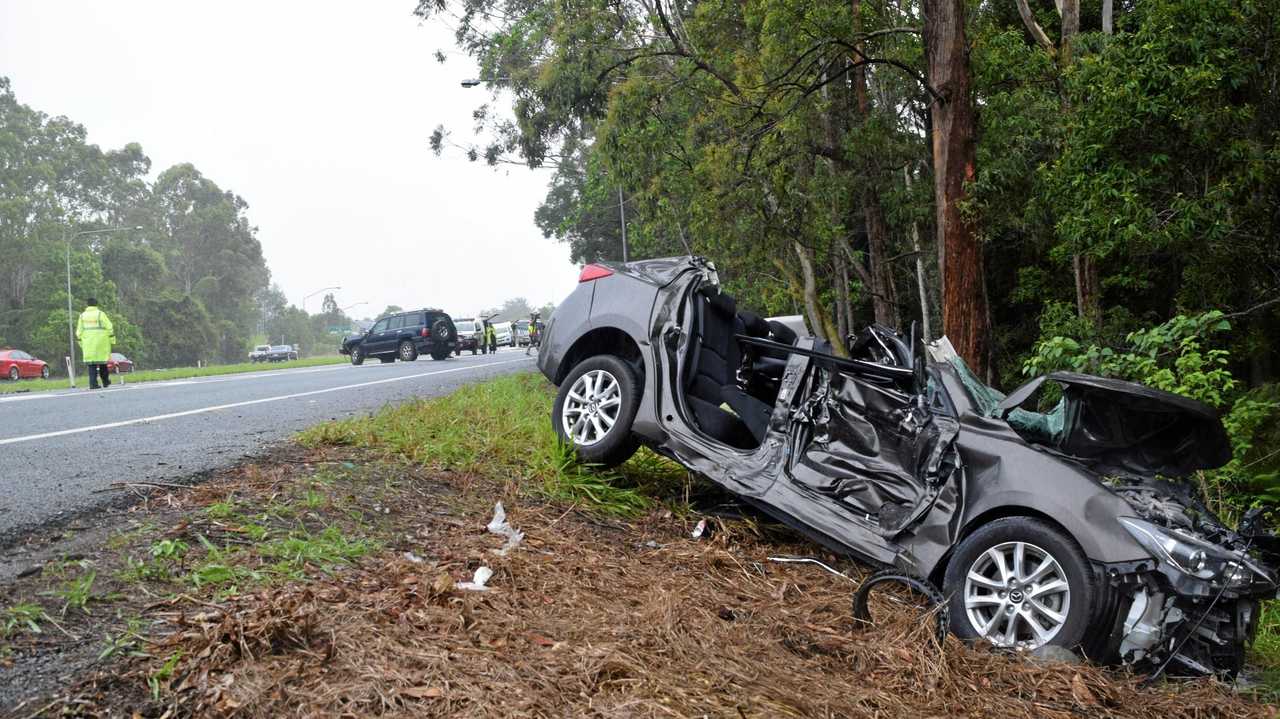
[{"left": 1025, "top": 310, "right": 1279, "bottom": 518}]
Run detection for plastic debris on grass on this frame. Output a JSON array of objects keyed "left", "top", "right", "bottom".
[
  {"left": 485, "top": 501, "right": 524, "bottom": 556},
  {"left": 457, "top": 566, "right": 494, "bottom": 591}
]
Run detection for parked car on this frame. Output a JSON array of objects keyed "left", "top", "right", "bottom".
[
  {"left": 263, "top": 345, "right": 299, "bottom": 362},
  {"left": 106, "top": 352, "right": 134, "bottom": 374},
  {"left": 513, "top": 320, "right": 530, "bottom": 346},
  {"left": 493, "top": 321, "right": 513, "bottom": 347},
  {"left": 452, "top": 318, "right": 483, "bottom": 355},
  {"left": 538, "top": 256, "right": 1279, "bottom": 676},
  {"left": 249, "top": 344, "right": 272, "bottom": 362},
  {"left": 1, "top": 349, "right": 50, "bottom": 381},
  {"left": 340, "top": 309, "right": 457, "bottom": 364}
]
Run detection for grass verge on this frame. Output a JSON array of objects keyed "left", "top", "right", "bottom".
[
  {"left": 300, "top": 372, "right": 689, "bottom": 514},
  {"left": 0, "top": 355, "right": 348, "bottom": 395}
]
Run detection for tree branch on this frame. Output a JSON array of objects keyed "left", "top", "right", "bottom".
[{"left": 1015, "top": 0, "right": 1057, "bottom": 54}]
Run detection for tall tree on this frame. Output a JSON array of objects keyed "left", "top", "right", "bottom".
[{"left": 924, "top": 0, "right": 991, "bottom": 376}]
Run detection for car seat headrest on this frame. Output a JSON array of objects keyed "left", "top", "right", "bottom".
[
  {"left": 738, "top": 311, "right": 770, "bottom": 338},
  {"left": 767, "top": 320, "right": 798, "bottom": 345}
]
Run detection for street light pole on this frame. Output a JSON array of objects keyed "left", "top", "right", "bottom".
[
  {"left": 64, "top": 225, "right": 142, "bottom": 388},
  {"left": 302, "top": 286, "right": 341, "bottom": 314}
]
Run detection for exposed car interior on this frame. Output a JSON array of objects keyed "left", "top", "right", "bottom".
[
  {"left": 676, "top": 285, "right": 809, "bottom": 449},
  {"left": 676, "top": 283, "right": 929, "bottom": 451}
]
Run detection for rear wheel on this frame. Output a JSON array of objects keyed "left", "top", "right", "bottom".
[
  {"left": 349, "top": 347, "right": 364, "bottom": 366},
  {"left": 41, "top": 366, "right": 50, "bottom": 380},
  {"left": 944, "top": 517, "right": 1094, "bottom": 653},
  {"left": 553, "top": 355, "right": 641, "bottom": 467},
  {"left": 7, "top": 366, "right": 17, "bottom": 381},
  {"left": 398, "top": 341, "right": 419, "bottom": 362}
]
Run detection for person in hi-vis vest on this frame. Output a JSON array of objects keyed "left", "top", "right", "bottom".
[
  {"left": 483, "top": 320, "right": 498, "bottom": 354},
  {"left": 525, "top": 313, "right": 540, "bottom": 355},
  {"left": 76, "top": 297, "right": 116, "bottom": 390}
]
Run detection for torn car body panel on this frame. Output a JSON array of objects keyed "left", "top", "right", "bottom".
[{"left": 538, "top": 256, "right": 1279, "bottom": 675}]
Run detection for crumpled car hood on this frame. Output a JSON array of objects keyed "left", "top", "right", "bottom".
[{"left": 996, "top": 372, "right": 1232, "bottom": 478}]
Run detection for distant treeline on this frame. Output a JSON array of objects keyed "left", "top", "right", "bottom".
[{"left": 0, "top": 78, "right": 348, "bottom": 370}]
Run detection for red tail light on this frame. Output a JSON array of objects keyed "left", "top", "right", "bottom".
[
  {"left": 579, "top": 264, "right": 614, "bottom": 282},
  {"left": 421, "top": 327, "right": 430, "bottom": 337}
]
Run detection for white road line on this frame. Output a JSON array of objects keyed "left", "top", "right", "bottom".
[
  {"left": 0, "top": 357, "right": 533, "bottom": 446},
  {"left": 0, "top": 352, "right": 513, "bottom": 404}
]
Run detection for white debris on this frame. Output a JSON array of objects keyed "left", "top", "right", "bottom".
[
  {"left": 486, "top": 501, "right": 525, "bottom": 556},
  {"left": 403, "top": 551, "right": 425, "bottom": 564},
  {"left": 691, "top": 518, "right": 708, "bottom": 539},
  {"left": 457, "top": 566, "right": 494, "bottom": 591}
]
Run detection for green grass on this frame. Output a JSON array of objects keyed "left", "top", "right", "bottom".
[
  {"left": 1, "top": 603, "right": 49, "bottom": 638},
  {"left": 1252, "top": 601, "right": 1280, "bottom": 695},
  {"left": 0, "top": 355, "right": 348, "bottom": 395},
  {"left": 300, "top": 372, "right": 688, "bottom": 515}
]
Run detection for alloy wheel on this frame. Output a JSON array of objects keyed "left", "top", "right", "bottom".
[
  {"left": 560, "top": 369, "right": 622, "bottom": 446},
  {"left": 962, "top": 541, "right": 1070, "bottom": 649},
  {"left": 8, "top": 367, "right": 17, "bottom": 381}
]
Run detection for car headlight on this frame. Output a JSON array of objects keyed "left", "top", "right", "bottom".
[{"left": 1119, "top": 517, "right": 1258, "bottom": 588}]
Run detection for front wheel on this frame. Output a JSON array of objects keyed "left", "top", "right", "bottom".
[
  {"left": 944, "top": 517, "right": 1095, "bottom": 653},
  {"left": 398, "top": 341, "right": 419, "bottom": 362},
  {"left": 349, "top": 347, "right": 364, "bottom": 366},
  {"left": 552, "top": 355, "right": 641, "bottom": 467}
]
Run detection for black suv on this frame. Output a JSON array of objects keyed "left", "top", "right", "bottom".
[{"left": 340, "top": 309, "right": 457, "bottom": 364}]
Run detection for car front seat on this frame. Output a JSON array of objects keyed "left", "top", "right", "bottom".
[{"left": 685, "top": 288, "right": 773, "bottom": 447}]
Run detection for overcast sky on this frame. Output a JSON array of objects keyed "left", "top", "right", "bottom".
[{"left": 0, "top": 2, "right": 579, "bottom": 320}]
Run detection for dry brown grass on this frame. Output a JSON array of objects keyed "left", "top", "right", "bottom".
[{"left": 145, "top": 490, "right": 1274, "bottom": 719}]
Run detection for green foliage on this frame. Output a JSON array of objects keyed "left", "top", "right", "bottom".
[
  {"left": 1, "top": 603, "right": 48, "bottom": 638},
  {"left": 1025, "top": 311, "right": 1279, "bottom": 515}
]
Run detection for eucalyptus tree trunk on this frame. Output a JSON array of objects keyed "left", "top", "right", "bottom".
[
  {"left": 924, "top": 0, "right": 992, "bottom": 377},
  {"left": 903, "top": 167, "right": 934, "bottom": 341}
]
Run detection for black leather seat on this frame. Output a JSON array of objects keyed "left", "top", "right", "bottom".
[{"left": 685, "top": 289, "right": 773, "bottom": 448}]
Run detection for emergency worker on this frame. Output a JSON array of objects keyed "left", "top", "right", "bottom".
[
  {"left": 525, "top": 313, "right": 540, "bottom": 355},
  {"left": 484, "top": 320, "right": 498, "bottom": 354},
  {"left": 76, "top": 297, "right": 115, "bottom": 390}
]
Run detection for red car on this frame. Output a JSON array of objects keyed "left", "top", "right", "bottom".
[
  {"left": 107, "top": 352, "right": 135, "bottom": 374},
  {"left": 1, "top": 349, "right": 50, "bottom": 381}
]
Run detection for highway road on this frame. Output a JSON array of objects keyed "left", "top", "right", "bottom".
[{"left": 0, "top": 351, "right": 536, "bottom": 542}]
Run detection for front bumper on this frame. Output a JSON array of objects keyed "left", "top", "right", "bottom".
[{"left": 1092, "top": 559, "right": 1276, "bottom": 676}]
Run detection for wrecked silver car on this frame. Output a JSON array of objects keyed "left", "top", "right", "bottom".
[{"left": 538, "top": 256, "right": 1279, "bottom": 675}]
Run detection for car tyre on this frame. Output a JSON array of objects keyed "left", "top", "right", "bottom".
[
  {"left": 430, "top": 349, "right": 451, "bottom": 361},
  {"left": 349, "top": 347, "right": 364, "bottom": 366},
  {"left": 398, "top": 341, "right": 419, "bottom": 362},
  {"left": 553, "top": 355, "right": 641, "bottom": 468},
  {"left": 41, "top": 366, "right": 50, "bottom": 380},
  {"left": 7, "top": 366, "right": 18, "bottom": 381},
  {"left": 944, "top": 517, "right": 1095, "bottom": 653}
]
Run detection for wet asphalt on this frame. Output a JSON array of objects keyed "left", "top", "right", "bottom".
[{"left": 0, "top": 350, "right": 537, "bottom": 542}]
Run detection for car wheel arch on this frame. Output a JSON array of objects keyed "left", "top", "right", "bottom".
[
  {"left": 554, "top": 326, "right": 644, "bottom": 384},
  {"left": 926, "top": 506, "right": 1082, "bottom": 589}
]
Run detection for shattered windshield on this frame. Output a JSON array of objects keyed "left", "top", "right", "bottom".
[{"left": 943, "top": 346, "right": 1066, "bottom": 447}]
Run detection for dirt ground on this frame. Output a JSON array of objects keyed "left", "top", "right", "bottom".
[{"left": 1, "top": 444, "right": 1276, "bottom": 718}]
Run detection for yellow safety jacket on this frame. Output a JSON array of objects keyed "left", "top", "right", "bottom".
[
  {"left": 76, "top": 306, "right": 115, "bottom": 364},
  {"left": 484, "top": 324, "right": 497, "bottom": 341}
]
